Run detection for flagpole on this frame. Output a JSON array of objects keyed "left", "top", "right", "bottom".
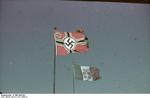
[
  {"left": 72, "top": 64, "right": 75, "bottom": 93},
  {"left": 53, "top": 27, "right": 57, "bottom": 94},
  {"left": 72, "top": 62, "right": 77, "bottom": 94},
  {"left": 53, "top": 44, "right": 56, "bottom": 94}
]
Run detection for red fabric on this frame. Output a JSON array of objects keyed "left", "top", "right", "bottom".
[
  {"left": 71, "top": 32, "right": 85, "bottom": 39},
  {"left": 75, "top": 44, "right": 89, "bottom": 53},
  {"left": 56, "top": 45, "right": 68, "bottom": 56}
]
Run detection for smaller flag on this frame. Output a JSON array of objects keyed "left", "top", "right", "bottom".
[{"left": 74, "top": 64, "right": 100, "bottom": 81}]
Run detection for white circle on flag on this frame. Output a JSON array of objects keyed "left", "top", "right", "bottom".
[{"left": 64, "top": 37, "right": 76, "bottom": 50}]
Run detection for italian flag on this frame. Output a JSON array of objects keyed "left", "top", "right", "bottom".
[{"left": 74, "top": 65, "right": 100, "bottom": 81}]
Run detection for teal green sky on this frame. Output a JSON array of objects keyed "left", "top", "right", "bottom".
[{"left": 0, "top": 0, "right": 150, "bottom": 93}]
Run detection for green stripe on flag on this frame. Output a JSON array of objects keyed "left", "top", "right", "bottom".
[{"left": 74, "top": 64, "right": 83, "bottom": 80}]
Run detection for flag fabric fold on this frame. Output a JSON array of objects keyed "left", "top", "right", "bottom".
[{"left": 54, "top": 31, "right": 89, "bottom": 56}]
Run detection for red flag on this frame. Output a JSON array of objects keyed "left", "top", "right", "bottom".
[{"left": 54, "top": 30, "right": 89, "bottom": 56}]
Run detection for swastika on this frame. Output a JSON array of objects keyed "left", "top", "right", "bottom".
[{"left": 64, "top": 37, "right": 76, "bottom": 50}]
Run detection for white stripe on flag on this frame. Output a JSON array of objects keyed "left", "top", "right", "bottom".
[{"left": 80, "top": 66, "right": 93, "bottom": 81}]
